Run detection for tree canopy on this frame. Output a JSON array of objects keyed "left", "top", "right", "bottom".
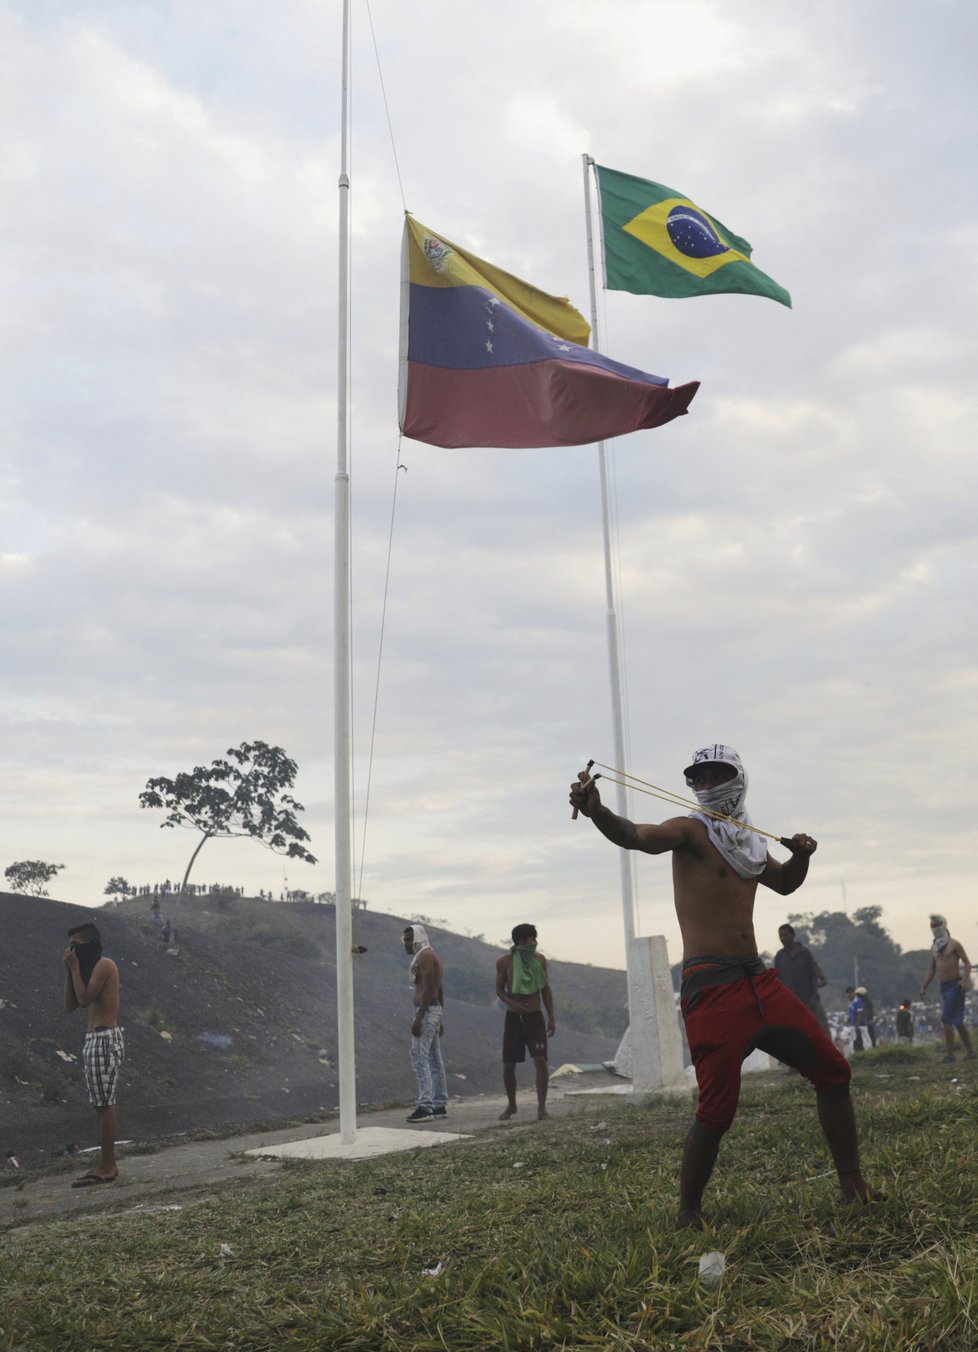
[
  {"left": 139, "top": 741, "right": 316, "bottom": 893},
  {"left": 785, "top": 905, "right": 930, "bottom": 1009},
  {"left": 4, "top": 860, "right": 65, "bottom": 897}
]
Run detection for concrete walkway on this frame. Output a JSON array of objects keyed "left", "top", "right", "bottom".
[{"left": 1, "top": 1070, "right": 632, "bottom": 1235}]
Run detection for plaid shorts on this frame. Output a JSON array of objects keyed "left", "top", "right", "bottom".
[{"left": 82, "top": 1028, "right": 125, "bottom": 1107}]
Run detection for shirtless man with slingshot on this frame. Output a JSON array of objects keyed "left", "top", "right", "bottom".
[{"left": 570, "top": 743, "right": 880, "bottom": 1230}]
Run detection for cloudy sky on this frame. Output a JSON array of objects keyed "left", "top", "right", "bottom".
[{"left": 2, "top": 0, "right": 975, "bottom": 974}]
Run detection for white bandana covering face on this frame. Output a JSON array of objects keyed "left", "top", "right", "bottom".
[
  {"left": 407, "top": 923, "right": 431, "bottom": 984},
  {"left": 930, "top": 915, "right": 950, "bottom": 955},
  {"left": 684, "top": 744, "right": 768, "bottom": 880}
]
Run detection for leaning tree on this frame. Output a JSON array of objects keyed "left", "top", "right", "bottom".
[
  {"left": 4, "top": 860, "right": 65, "bottom": 897},
  {"left": 138, "top": 741, "right": 316, "bottom": 894},
  {"left": 104, "top": 876, "right": 132, "bottom": 903}
]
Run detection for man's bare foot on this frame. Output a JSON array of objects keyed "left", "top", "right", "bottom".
[
  {"left": 675, "top": 1208, "right": 704, "bottom": 1231},
  {"left": 498, "top": 1104, "right": 517, "bottom": 1120},
  {"left": 536, "top": 1109, "right": 550, "bottom": 1121},
  {"left": 838, "top": 1171, "right": 885, "bottom": 1204}
]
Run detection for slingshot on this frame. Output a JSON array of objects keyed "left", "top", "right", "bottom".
[{"left": 572, "top": 759, "right": 796, "bottom": 849}]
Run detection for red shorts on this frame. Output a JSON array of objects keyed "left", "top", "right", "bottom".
[
  {"left": 681, "top": 959, "right": 851, "bottom": 1136},
  {"left": 503, "top": 1010, "right": 548, "bottom": 1063}
]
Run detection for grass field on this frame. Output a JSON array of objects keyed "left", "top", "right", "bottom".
[{"left": 2, "top": 1044, "right": 977, "bottom": 1350}]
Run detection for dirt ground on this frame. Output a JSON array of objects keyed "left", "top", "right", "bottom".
[{"left": 1, "top": 1076, "right": 629, "bottom": 1235}]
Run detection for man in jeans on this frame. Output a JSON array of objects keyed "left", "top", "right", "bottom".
[{"left": 403, "top": 924, "right": 448, "bottom": 1122}]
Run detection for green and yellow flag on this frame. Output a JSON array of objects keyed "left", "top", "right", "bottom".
[{"left": 595, "top": 164, "right": 791, "bottom": 308}]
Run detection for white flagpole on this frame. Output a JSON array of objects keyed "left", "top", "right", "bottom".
[
  {"left": 581, "top": 153, "right": 637, "bottom": 952},
  {"left": 334, "top": 0, "right": 357, "bottom": 1145},
  {"left": 580, "top": 158, "right": 688, "bottom": 1102}
]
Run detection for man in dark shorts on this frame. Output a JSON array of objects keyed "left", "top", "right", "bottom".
[
  {"left": 571, "top": 744, "right": 879, "bottom": 1229},
  {"left": 63, "top": 921, "right": 124, "bottom": 1187},
  {"left": 496, "top": 924, "right": 556, "bottom": 1121},
  {"left": 918, "top": 914, "right": 975, "bottom": 1063}
]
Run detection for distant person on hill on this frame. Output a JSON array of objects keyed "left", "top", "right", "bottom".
[
  {"left": 896, "top": 1000, "right": 914, "bottom": 1043},
  {"left": 150, "top": 899, "right": 163, "bottom": 930},
  {"left": 496, "top": 923, "right": 556, "bottom": 1122},
  {"left": 918, "top": 914, "right": 976, "bottom": 1063},
  {"left": 774, "top": 924, "right": 830, "bottom": 1034},
  {"left": 403, "top": 924, "right": 448, "bottom": 1122},
  {"left": 63, "top": 922, "right": 124, "bottom": 1187},
  {"left": 571, "top": 744, "right": 880, "bottom": 1230}
]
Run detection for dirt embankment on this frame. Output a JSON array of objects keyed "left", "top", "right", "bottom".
[{"left": 1, "top": 893, "right": 626, "bottom": 1166}]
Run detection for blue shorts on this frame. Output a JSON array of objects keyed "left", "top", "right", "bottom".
[{"left": 940, "top": 979, "right": 965, "bottom": 1027}]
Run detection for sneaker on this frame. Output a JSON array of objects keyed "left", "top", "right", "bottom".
[
  {"left": 941, "top": 1055, "right": 956, "bottom": 1063},
  {"left": 406, "top": 1107, "right": 433, "bottom": 1122},
  {"left": 965, "top": 1053, "right": 978, "bottom": 1062},
  {"left": 431, "top": 1107, "right": 448, "bottom": 1118}
]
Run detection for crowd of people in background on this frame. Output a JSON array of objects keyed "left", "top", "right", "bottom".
[
  {"left": 774, "top": 911, "right": 977, "bottom": 1061},
  {"left": 103, "top": 881, "right": 338, "bottom": 906}
]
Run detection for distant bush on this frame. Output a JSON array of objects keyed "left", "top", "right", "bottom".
[
  {"left": 248, "top": 928, "right": 322, "bottom": 959},
  {"left": 139, "top": 997, "right": 167, "bottom": 1031}
]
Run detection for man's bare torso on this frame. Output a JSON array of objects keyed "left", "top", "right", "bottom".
[
  {"left": 79, "top": 959, "right": 121, "bottom": 1031},
  {"left": 413, "top": 948, "right": 444, "bottom": 1007},
  {"left": 672, "top": 822, "right": 761, "bottom": 959},
  {"left": 935, "top": 941, "right": 967, "bottom": 983}
]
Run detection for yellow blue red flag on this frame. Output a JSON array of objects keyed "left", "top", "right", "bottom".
[{"left": 398, "top": 216, "right": 699, "bottom": 449}]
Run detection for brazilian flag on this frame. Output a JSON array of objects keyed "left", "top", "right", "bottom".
[{"left": 595, "top": 165, "right": 791, "bottom": 308}]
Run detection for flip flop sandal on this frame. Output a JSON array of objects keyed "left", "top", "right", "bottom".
[{"left": 71, "top": 1168, "right": 118, "bottom": 1189}]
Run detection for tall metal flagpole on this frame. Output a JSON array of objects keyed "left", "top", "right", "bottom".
[
  {"left": 581, "top": 153, "right": 637, "bottom": 954},
  {"left": 578, "top": 158, "right": 691, "bottom": 1099},
  {"left": 334, "top": 0, "right": 357, "bottom": 1145}
]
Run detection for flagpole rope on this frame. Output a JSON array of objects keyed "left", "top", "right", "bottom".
[
  {"left": 589, "top": 761, "right": 787, "bottom": 844},
  {"left": 355, "top": 443, "right": 409, "bottom": 925},
  {"left": 350, "top": 1, "right": 406, "bottom": 933},
  {"left": 364, "top": 0, "right": 407, "bottom": 211}
]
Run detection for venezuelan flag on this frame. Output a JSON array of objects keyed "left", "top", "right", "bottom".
[{"left": 398, "top": 216, "right": 699, "bottom": 449}]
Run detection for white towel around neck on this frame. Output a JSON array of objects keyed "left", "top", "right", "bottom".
[
  {"left": 407, "top": 923, "right": 431, "bottom": 984},
  {"left": 685, "top": 746, "right": 768, "bottom": 880}
]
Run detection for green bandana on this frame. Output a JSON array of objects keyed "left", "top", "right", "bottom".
[{"left": 510, "top": 943, "right": 546, "bottom": 996}]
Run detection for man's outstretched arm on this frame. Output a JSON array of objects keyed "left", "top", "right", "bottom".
[{"left": 569, "top": 774, "right": 691, "bottom": 855}]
